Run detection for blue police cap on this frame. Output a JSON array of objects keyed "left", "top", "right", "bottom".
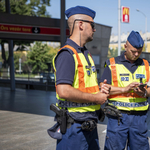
[
  {"left": 65, "top": 6, "right": 96, "bottom": 19},
  {"left": 47, "top": 123, "right": 62, "bottom": 140},
  {"left": 127, "top": 31, "right": 144, "bottom": 48}
]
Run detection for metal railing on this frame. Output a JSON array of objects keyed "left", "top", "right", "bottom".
[{"left": 0, "top": 70, "right": 55, "bottom": 91}]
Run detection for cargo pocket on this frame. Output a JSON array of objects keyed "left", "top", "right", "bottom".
[{"left": 104, "top": 131, "right": 119, "bottom": 150}]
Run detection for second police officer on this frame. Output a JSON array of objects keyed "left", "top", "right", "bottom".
[{"left": 100, "top": 31, "right": 150, "bottom": 150}]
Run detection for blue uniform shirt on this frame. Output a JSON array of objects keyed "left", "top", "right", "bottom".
[
  {"left": 55, "top": 38, "right": 100, "bottom": 121},
  {"left": 55, "top": 38, "right": 91, "bottom": 85},
  {"left": 100, "top": 51, "right": 145, "bottom": 84}
]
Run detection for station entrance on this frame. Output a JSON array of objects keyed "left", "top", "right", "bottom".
[
  {"left": 0, "top": 13, "right": 70, "bottom": 91},
  {"left": 0, "top": 12, "right": 112, "bottom": 91}
]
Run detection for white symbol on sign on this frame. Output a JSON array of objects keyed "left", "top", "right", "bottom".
[
  {"left": 34, "top": 27, "right": 38, "bottom": 33},
  {"left": 125, "top": 15, "right": 128, "bottom": 22}
]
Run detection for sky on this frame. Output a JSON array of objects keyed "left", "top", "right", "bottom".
[{"left": 47, "top": 0, "right": 150, "bottom": 35}]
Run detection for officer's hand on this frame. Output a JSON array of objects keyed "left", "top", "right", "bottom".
[
  {"left": 96, "top": 92, "right": 109, "bottom": 105},
  {"left": 133, "top": 86, "right": 147, "bottom": 97},
  {"left": 123, "top": 82, "right": 140, "bottom": 93},
  {"left": 100, "top": 79, "right": 111, "bottom": 94}
]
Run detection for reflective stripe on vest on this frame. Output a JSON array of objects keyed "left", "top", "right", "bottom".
[
  {"left": 110, "top": 57, "right": 118, "bottom": 87},
  {"left": 53, "top": 45, "right": 100, "bottom": 112},
  {"left": 143, "top": 59, "right": 150, "bottom": 82},
  {"left": 108, "top": 57, "right": 149, "bottom": 111}
]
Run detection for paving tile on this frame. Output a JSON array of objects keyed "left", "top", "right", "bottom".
[{"left": 0, "top": 87, "right": 149, "bottom": 150}]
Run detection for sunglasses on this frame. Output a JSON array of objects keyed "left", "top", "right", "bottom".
[{"left": 75, "top": 19, "right": 95, "bottom": 29}]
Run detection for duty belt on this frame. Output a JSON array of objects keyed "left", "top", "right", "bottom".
[
  {"left": 56, "top": 113, "right": 97, "bottom": 131},
  {"left": 56, "top": 99, "right": 97, "bottom": 108},
  {"left": 120, "top": 110, "right": 147, "bottom": 115}
]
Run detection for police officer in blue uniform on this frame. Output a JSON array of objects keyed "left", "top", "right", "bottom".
[
  {"left": 100, "top": 31, "right": 150, "bottom": 150},
  {"left": 48, "top": 6, "right": 110, "bottom": 150}
]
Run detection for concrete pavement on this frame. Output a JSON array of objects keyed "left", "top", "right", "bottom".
[{"left": 0, "top": 87, "right": 149, "bottom": 150}]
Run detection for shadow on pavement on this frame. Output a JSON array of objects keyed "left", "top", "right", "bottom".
[
  {"left": 0, "top": 86, "right": 149, "bottom": 150},
  {"left": 0, "top": 86, "right": 150, "bottom": 130},
  {"left": 0, "top": 87, "right": 56, "bottom": 117},
  {"left": 0, "top": 87, "right": 109, "bottom": 126}
]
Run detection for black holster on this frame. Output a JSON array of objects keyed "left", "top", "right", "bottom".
[
  {"left": 56, "top": 110, "right": 67, "bottom": 134},
  {"left": 50, "top": 103, "right": 68, "bottom": 134}
]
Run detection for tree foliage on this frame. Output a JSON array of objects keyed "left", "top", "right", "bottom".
[
  {"left": 107, "top": 48, "right": 118, "bottom": 59},
  {"left": 14, "top": 51, "right": 26, "bottom": 71},
  {"left": 0, "top": 0, "right": 51, "bottom": 17},
  {"left": 25, "top": 42, "right": 56, "bottom": 72},
  {"left": 107, "top": 46, "right": 125, "bottom": 59},
  {"left": 0, "top": 0, "right": 51, "bottom": 68}
]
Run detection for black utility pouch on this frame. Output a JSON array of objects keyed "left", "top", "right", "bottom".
[
  {"left": 103, "top": 104, "right": 123, "bottom": 125},
  {"left": 77, "top": 120, "right": 97, "bottom": 131}
]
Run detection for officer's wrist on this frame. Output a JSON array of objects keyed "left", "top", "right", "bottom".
[
  {"left": 144, "top": 90, "right": 147, "bottom": 98},
  {"left": 121, "top": 87, "right": 125, "bottom": 93}
]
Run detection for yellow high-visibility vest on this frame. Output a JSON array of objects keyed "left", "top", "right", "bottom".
[
  {"left": 53, "top": 45, "right": 100, "bottom": 113},
  {"left": 108, "top": 57, "right": 149, "bottom": 111}
]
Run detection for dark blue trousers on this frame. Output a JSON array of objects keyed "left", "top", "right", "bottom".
[
  {"left": 56, "top": 122, "right": 100, "bottom": 150},
  {"left": 104, "top": 112, "right": 149, "bottom": 150}
]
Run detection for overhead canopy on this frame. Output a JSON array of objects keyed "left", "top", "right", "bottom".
[{"left": 0, "top": 13, "right": 69, "bottom": 41}]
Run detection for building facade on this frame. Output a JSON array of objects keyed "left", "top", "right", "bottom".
[{"left": 109, "top": 31, "right": 150, "bottom": 52}]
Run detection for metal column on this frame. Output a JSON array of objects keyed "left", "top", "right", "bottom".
[
  {"left": 6, "top": 0, "right": 15, "bottom": 91},
  {"left": 9, "top": 40, "right": 15, "bottom": 90},
  {"left": 118, "top": 0, "right": 121, "bottom": 56},
  {"left": 60, "top": 0, "right": 66, "bottom": 47}
]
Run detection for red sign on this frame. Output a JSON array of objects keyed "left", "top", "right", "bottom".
[
  {"left": 0, "top": 23, "right": 70, "bottom": 36},
  {"left": 122, "top": 6, "right": 130, "bottom": 23}
]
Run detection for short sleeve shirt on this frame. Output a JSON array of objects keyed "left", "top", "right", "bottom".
[
  {"left": 100, "top": 51, "right": 145, "bottom": 84},
  {"left": 55, "top": 38, "right": 91, "bottom": 85}
]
